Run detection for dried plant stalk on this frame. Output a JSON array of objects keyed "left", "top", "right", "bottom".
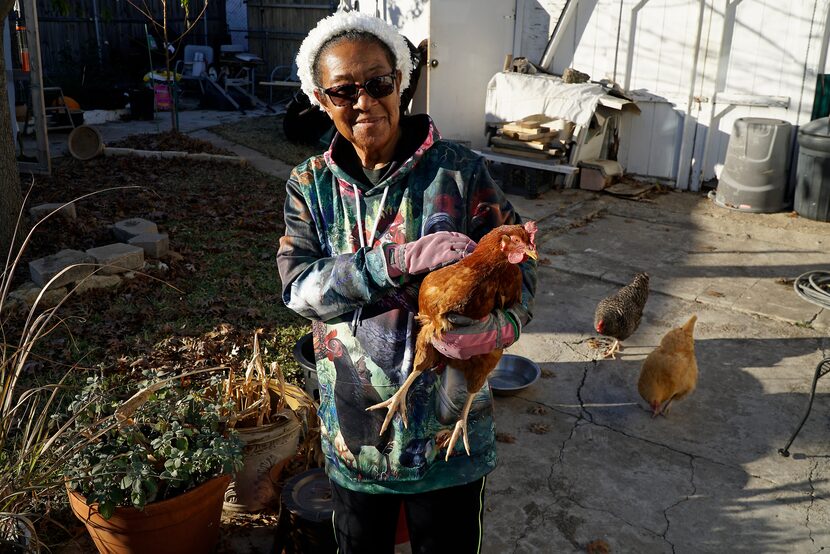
[{"left": 226, "top": 330, "right": 287, "bottom": 428}]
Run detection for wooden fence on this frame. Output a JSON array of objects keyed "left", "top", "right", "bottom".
[
  {"left": 34, "top": 0, "right": 227, "bottom": 85},
  {"left": 245, "top": 0, "right": 334, "bottom": 71}
]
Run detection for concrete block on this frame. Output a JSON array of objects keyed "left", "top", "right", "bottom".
[
  {"left": 8, "top": 282, "right": 41, "bottom": 308},
  {"left": 74, "top": 274, "right": 123, "bottom": 294},
  {"left": 29, "top": 202, "right": 77, "bottom": 222},
  {"left": 578, "top": 160, "right": 623, "bottom": 191},
  {"left": 112, "top": 218, "right": 158, "bottom": 242},
  {"left": 86, "top": 243, "right": 145, "bottom": 274},
  {"left": 8, "top": 282, "right": 68, "bottom": 311},
  {"left": 128, "top": 232, "right": 169, "bottom": 258},
  {"left": 28, "top": 249, "right": 95, "bottom": 288}
]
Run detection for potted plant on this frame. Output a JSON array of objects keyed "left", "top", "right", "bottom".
[
  {"left": 220, "top": 331, "right": 316, "bottom": 513},
  {"left": 63, "top": 371, "right": 244, "bottom": 554}
]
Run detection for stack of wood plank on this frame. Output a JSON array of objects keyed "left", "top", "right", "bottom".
[{"left": 490, "top": 114, "right": 575, "bottom": 162}]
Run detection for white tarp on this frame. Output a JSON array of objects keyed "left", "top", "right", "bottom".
[{"left": 485, "top": 71, "right": 610, "bottom": 127}]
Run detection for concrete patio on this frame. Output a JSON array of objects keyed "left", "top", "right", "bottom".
[{"left": 493, "top": 188, "right": 830, "bottom": 553}]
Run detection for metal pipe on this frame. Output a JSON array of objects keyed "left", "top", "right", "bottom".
[
  {"left": 816, "top": 1, "right": 830, "bottom": 75},
  {"left": 612, "top": 0, "right": 623, "bottom": 82},
  {"left": 696, "top": 0, "right": 744, "bottom": 189},
  {"left": 91, "top": 0, "right": 103, "bottom": 65},
  {"left": 674, "top": 0, "right": 706, "bottom": 191},
  {"left": 539, "top": 0, "right": 580, "bottom": 70}
]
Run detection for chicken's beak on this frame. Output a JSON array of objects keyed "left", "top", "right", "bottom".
[
  {"left": 650, "top": 402, "right": 661, "bottom": 418},
  {"left": 526, "top": 248, "right": 538, "bottom": 261}
]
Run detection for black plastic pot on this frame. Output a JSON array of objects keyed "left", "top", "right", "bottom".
[{"left": 292, "top": 333, "right": 319, "bottom": 402}]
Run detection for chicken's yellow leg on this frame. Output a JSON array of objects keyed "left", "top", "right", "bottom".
[
  {"left": 661, "top": 394, "right": 678, "bottom": 416},
  {"left": 601, "top": 339, "right": 621, "bottom": 359},
  {"left": 366, "top": 368, "right": 423, "bottom": 435},
  {"left": 444, "top": 392, "right": 476, "bottom": 461}
]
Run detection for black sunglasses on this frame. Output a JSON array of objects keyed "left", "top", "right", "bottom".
[{"left": 322, "top": 72, "right": 397, "bottom": 107}]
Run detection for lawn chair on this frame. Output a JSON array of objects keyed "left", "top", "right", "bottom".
[
  {"left": 175, "top": 45, "right": 215, "bottom": 95},
  {"left": 263, "top": 61, "right": 301, "bottom": 105}
]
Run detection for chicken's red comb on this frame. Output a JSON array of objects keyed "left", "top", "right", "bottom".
[{"left": 524, "top": 220, "right": 537, "bottom": 246}]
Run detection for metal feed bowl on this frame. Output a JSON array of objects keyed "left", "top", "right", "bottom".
[{"left": 488, "top": 354, "right": 541, "bottom": 396}]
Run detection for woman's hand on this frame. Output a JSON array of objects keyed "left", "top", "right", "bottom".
[
  {"left": 383, "top": 231, "right": 476, "bottom": 280},
  {"left": 430, "top": 309, "right": 520, "bottom": 360}
]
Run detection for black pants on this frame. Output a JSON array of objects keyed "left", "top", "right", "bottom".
[{"left": 330, "top": 476, "right": 487, "bottom": 554}]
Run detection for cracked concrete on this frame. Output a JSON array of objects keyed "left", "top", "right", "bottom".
[{"left": 486, "top": 188, "right": 830, "bottom": 553}]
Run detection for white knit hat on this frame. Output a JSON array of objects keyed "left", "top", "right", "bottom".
[{"left": 296, "top": 11, "right": 413, "bottom": 107}]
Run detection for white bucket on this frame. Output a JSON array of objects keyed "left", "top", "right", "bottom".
[{"left": 223, "top": 410, "right": 302, "bottom": 513}]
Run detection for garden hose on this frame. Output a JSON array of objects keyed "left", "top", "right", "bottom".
[{"left": 794, "top": 270, "right": 830, "bottom": 310}]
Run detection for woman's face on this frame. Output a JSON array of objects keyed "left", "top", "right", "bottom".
[{"left": 314, "top": 39, "right": 402, "bottom": 164}]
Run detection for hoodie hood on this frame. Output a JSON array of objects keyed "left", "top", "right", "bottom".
[{"left": 324, "top": 114, "right": 438, "bottom": 196}]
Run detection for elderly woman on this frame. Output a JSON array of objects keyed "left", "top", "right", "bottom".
[{"left": 277, "top": 10, "right": 537, "bottom": 554}]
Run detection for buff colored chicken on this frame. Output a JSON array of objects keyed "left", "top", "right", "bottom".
[{"left": 638, "top": 315, "right": 698, "bottom": 417}]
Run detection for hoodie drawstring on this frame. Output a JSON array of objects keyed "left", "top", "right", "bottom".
[{"left": 351, "top": 183, "right": 390, "bottom": 333}]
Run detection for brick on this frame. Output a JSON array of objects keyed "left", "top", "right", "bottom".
[
  {"left": 28, "top": 249, "right": 95, "bottom": 288},
  {"left": 578, "top": 159, "right": 623, "bottom": 191},
  {"left": 29, "top": 202, "right": 77, "bottom": 222},
  {"left": 128, "top": 232, "right": 169, "bottom": 258},
  {"left": 8, "top": 282, "right": 40, "bottom": 305},
  {"left": 8, "top": 282, "right": 68, "bottom": 311},
  {"left": 112, "top": 218, "right": 158, "bottom": 242},
  {"left": 86, "top": 243, "right": 145, "bottom": 274},
  {"left": 74, "top": 274, "right": 123, "bottom": 294}
]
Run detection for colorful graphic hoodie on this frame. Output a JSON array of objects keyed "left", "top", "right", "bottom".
[{"left": 277, "top": 115, "right": 537, "bottom": 494}]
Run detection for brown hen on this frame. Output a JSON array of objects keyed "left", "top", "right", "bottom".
[
  {"left": 638, "top": 314, "right": 698, "bottom": 417},
  {"left": 368, "top": 222, "right": 537, "bottom": 459}
]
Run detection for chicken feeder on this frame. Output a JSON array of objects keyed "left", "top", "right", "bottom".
[{"left": 714, "top": 117, "right": 792, "bottom": 213}]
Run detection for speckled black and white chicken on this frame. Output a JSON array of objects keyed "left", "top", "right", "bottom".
[{"left": 593, "top": 273, "right": 650, "bottom": 358}]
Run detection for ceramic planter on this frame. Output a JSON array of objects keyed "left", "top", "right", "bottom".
[
  {"left": 67, "top": 474, "right": 230, "bottom": 554},
  {"left": 223, "top": 410, "right": 302, "bottom": 513}
]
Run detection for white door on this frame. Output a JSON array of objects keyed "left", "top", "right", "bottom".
[{"left": 426, "top": 0, "right": 516, "bottom": 148}]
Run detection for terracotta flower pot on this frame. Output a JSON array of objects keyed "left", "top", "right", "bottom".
[{"left": 67, "top": 475, "right": 230, "bottom": 554}]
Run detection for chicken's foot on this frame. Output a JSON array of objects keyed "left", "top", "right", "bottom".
[
  {"left": 661, "top": 395, "right": 677, "bottom": 416},
  {"left": 444, "top": 393, "right": 476, "bottom": 461},
  {"left": 651, "top": 395, "right": 677, "bottom": 418},
  {"left": 366, "top": 368, "right": 423, "bottom": 435},
  {"left": 601, "top": 339, "right": 621, "bottom": 359}
]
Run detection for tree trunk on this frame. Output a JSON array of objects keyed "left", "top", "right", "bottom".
[{"left": 0, "top": 8, "right": 23, "bottom": 260}]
